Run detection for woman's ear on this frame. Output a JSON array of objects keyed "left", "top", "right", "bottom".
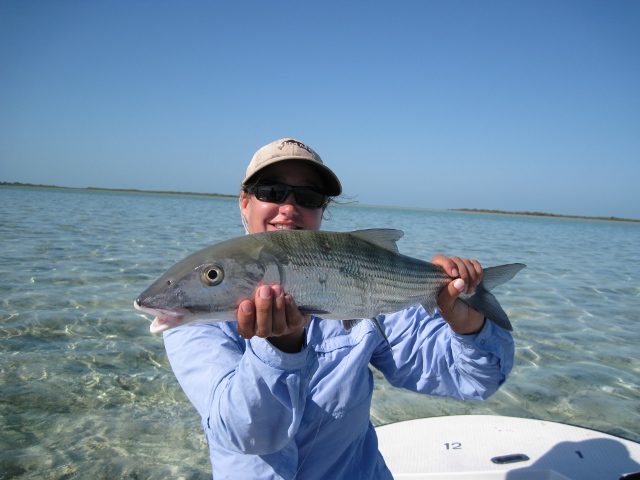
[
  {"left": 239, "top": 191, "right": 249, "bottom": 215},
  {"left": 239, "top": 191, "right": 251, "bottom": 233}
]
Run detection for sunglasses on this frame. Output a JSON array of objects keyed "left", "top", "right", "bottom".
[{"left": 248, "top": 182, "right": 330, "bottom": 209}]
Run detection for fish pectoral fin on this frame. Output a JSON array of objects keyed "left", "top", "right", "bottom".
[
  {"left": 370, "top": 317, "right": 392, "bottom": 351},
  {"left": 341, "top": 319, "right": 363, "bottom": 331},
  {"left": 298, "top": 306, "right": 331, "bottom": 316},
  {"left": 341, "top": 318, "right": 392, "bottom": 351}
]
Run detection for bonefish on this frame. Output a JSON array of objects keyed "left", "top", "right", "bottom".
[{"left": 134, "top": 229, "right": 525, "bottom": 334}]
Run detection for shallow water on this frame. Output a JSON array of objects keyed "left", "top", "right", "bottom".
[{"left": 1, "top": 186, "right": 639, "bottom": 479}]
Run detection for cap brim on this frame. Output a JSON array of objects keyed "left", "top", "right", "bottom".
[{"left": 243, "top": 156, "right": 342, "bottom": 196}]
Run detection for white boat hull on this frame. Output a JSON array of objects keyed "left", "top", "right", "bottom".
[{"left": 375, "top": 415, "right": 640, "bottom": 479}]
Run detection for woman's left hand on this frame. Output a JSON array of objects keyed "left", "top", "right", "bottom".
[{"left": 431, "top": 255, "right": 486, "bottom": 335}]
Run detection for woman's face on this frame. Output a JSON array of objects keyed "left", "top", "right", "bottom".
[{"left": 240, "top": 161, "right": 327, "bottom": 234}]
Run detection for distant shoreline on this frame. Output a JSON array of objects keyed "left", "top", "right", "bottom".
[
  {"left": 2, "top": 182, "right": 638, "bottom": 223},
  {"left": 0, "top": 181, "right": 237, "bottom": 199},
  {"left": 449, "top": 208, "right": 639, "bottom": 223}
]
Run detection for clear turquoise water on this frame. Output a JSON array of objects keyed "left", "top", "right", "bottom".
[{"left": 1, "top": 186, "right": 639, "bottom": 479}]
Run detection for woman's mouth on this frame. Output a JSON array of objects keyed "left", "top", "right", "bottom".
[{"left": 270, "top": 224, "right": 301, "bottom": 230}]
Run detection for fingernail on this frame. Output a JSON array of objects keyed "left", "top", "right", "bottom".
[
  {"left": 259, "top": 285, "right": 271, "bottom": 298},
  {"left": 451, "top": 268, "right": 459, "bottom": 277},
  {"left": 241, "top": 302, "right": 253, "bottom": 314},
  {"left": 453, "top": 278, "right": 465, "bottom": 292},
  {"left": 272, "top": 285, "right": 283, "bottom": 297}
]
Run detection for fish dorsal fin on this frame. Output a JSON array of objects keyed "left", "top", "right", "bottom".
[{"left": 349, "top": 229, "right": 404, "bottom": 253}]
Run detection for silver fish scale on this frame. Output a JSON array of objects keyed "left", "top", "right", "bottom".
[{"left": 263, "top": 230, "right": 449, "bottom": 318}]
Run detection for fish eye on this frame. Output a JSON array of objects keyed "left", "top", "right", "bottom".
[{"left": 203, "top": 266, "right": 224, "bottom": 286}]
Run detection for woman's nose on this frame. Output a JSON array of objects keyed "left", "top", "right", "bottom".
[{"left": 279, "top": 191, "right": 298, "bottom": 210}]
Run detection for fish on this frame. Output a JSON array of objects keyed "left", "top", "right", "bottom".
[{"left": 134, "top": 229, "right": 526, "bottom": 334}]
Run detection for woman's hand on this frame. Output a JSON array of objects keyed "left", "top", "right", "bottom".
[
  {"left": 431, "top": 255, "right": 486, "bottom": 335},
  {"left": 236, "top": 284, "right": 311, "bottom": 353}
]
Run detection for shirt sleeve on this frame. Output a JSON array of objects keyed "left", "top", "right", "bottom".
[
  {"left": 370, "top": 306, "right": 514, "bottom": 401},
  {"left": 163, "top": 322, "right": 317, "bottom": 455}
]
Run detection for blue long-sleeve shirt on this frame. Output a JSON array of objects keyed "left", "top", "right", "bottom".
[{"left": 163, "top": 306, "right": 514, "bottom": 479}]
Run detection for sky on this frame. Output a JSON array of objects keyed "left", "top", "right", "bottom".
[{"left": 1, "top": 1, "right": 639, "bottom": 219}]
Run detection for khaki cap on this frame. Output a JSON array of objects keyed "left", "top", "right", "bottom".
[{"left": 242, "top": 138, "right": 342, "bottom": 196}]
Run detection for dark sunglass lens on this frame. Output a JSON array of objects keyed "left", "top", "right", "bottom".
[
  {"left": 255, "top": 183, "right": 288, "bottom": 202},
  {"left": 252, "top": 182, "right": 327, "bottom": 208},
  {"left": 295, "top": 188, "right": 328, "bottom": 208}
]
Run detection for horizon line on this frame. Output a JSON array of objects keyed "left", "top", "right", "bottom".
[{"left": 2, "top": 181, "right": 638, "bottom": 223}]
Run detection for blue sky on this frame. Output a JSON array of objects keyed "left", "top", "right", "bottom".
[{"left": 1, "top": 1, "right": 639, "bottom": 219}]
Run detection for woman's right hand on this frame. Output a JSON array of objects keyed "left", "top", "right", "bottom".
[{"left": 236, "top": 284, "right": 310, "bottom": 353}]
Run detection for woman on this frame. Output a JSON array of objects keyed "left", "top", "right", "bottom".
[{"left": 163, "top": 138, "right": 514, "bottom": 479}]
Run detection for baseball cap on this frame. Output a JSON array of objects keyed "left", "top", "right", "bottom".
[{"left": 242, "top": 138, "right": 342, "bottom": 196}]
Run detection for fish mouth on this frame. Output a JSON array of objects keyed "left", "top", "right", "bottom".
[{"left": 134, "top": 300, "right": 189, "bottom": 333}]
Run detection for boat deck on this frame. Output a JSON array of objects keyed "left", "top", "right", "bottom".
[{"left": 376, "top": 415, "right": 640, "bottom": 479}]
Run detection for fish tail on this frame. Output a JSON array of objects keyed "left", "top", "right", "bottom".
[{"left": 460, "top": 263, "right": 526, "bottom": 332}]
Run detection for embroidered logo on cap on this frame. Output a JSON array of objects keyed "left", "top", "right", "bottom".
[{"left": 277, "top": 140, "right": 317, "bottom": 160}]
